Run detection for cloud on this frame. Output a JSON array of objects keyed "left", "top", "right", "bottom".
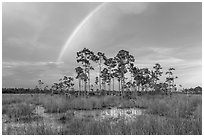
[
  {"left": 2, "top": 3, "right": 201, "bottom": 89},
  {"left": 3, "top": 61, "right": 63, "bottom": 67},
  {"left": 113, "top": 2, "right": 149, "bottom": 15},
  {"left": 2, "top": 61, "right": 66, "bottom": 87},
  {"left": 59, "top": 2, "right": 150, "bottom": 61}
]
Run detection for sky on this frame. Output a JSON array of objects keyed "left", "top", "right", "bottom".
[{"left": 2, "top": 2, "right": 202, "bottom": 89}]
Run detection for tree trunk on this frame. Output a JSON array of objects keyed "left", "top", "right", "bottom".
[
  {"left": 80, "top": 78, "right": 82, "bottom": 91},
  {"left": 78, "top": 78, "right": 81, "bottom": 91},
  {"left": 85, "top": 80, "right": 87, "bottom": 92},
  {"left": 81, "top": 79, "right": 84, "bottom": 91},
  {"left": 88, "top": 70, "right": 90, "bottom": 92},
  {"left": 113, "top": 78, "right": 115, "bottom": 91},
  {"left": 109, "top": 68, "right": 111, "bottom": 91},
  {"left": 121, "top": 71, "right": 124, "bottom": 93},
  {"left": 82, "top": 80, "right": 84, "bottom": 96},
  {"left": 130, "top": 74, "right": 133, "bottom": 91},
  {"left": 84, "top": 54, "right": 87, "bottom": 92},
  {"left": 118, "top": 80, "right": 120, "bottom": 92},
  {"left": 109, "top": 82, "right": 111, "bottom": 91},
  {"left": 122, "top": 78, "right": 124, "bottom": 92},
  {"left": 138, "top": 84, "right": 140, "bottom": 92},
  {"left": 99, "top": 59, "right": 101, "bottom": 91},
  {"left": 102, "top": 81, "right": 104, "bottom": 90}
]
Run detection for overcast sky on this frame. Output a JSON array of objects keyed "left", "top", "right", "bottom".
[{"left": 2, "top": 2, "right": 202, "bottom": 89}]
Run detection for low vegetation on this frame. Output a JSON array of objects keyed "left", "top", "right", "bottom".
[
  {"left": 64, "top": 114, "right": 201, "bottom": 135},
  {"left": 2, "top": 94, "right": 201, "bottom": 135},
  {"left": 3, "top": 102, "right": 37, "bottom": 122}
]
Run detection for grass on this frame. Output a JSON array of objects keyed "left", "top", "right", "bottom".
[
  {"left": 146, "top": 94, "right": 202, "bottom": 118},
  {"left": 2, "top": 122, "right": 62, "bottom": 135},
  {"left": 2, "top": 93, "right": 202, "bottom": 135},
  {"left": 61, "top": 115, "right": 202, "bottom": 135},
  {"left": 36, "top": 95, "right": 121, "bottom": 113},
  {"left": 2, "top": 102, "right": 36, "bottom": 122},
  {"left": 2, "top": 94, "right": 27, "bottom": 105},
  {"left": 3, "top": 114, "right": 201, "bottom": 135},
  {"left": 2, "top": 94, "right": 41, "bottom": 105},
  {"left": 192, "top": 103, "right": 202, "bottom": 122}
]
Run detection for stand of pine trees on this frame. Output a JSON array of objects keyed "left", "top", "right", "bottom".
[{"left": 3, "top": 48, "right": 202, "bottom": 96}]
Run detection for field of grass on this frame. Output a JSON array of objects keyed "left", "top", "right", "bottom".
[{"left": 2, "top": 93, "right": 202, "bottom": 135}]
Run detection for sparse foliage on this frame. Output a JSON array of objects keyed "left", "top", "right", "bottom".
[{"left": 165, "top": 67, "right": 178, "bottom": 95}]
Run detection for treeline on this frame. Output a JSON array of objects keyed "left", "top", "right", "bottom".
[
  {"left": 2, "top": 86, "right": 202, "bottom": 95},
  {"left": 181, "top": 86, "right": 202, "bottom": 94},
  {"left": 2, "top": 88, "right": 51, "bottom": 94}
]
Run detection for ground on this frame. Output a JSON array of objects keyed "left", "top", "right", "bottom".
[{"left": 2, "top": 93, "right": 202, "bottom": 135}]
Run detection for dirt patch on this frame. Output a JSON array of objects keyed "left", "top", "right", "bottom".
[
  {"left": 74, "top": 107, "right": 143, "bottom": 124},
  {"left": 33, "top": 105, "right": 64, "bottom": 130}
]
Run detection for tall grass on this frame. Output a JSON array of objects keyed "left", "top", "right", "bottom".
[
  {"left": 63, "top": 114, "right": 202, "bottom": 135},
  {"left": 2, "top": 94, "right": 26, "bottom": 105},
  {"left": 146, "top": 95, "right": 202, "bottom": 118},
  {"left": 2, "top": 102, "right": 36, "bottom": 122},
  {"left": 3, "top": 122, "right": 62, "bottom": 135},
  {"left": 2, "top": 94, "right": 41, "bottom": 105},
  {"left": 37, "top": 95, "right": 121, "bottom": 113},
  {"left": 2, "top": 94, "right": 202, "bottom": 135},
  {"left": 3, "top": 114, "right": 201, "bottom": 135}
]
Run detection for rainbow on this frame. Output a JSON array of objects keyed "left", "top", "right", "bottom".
[{"left": 57, "top": 3, "right": 107, "bottom": 62}]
